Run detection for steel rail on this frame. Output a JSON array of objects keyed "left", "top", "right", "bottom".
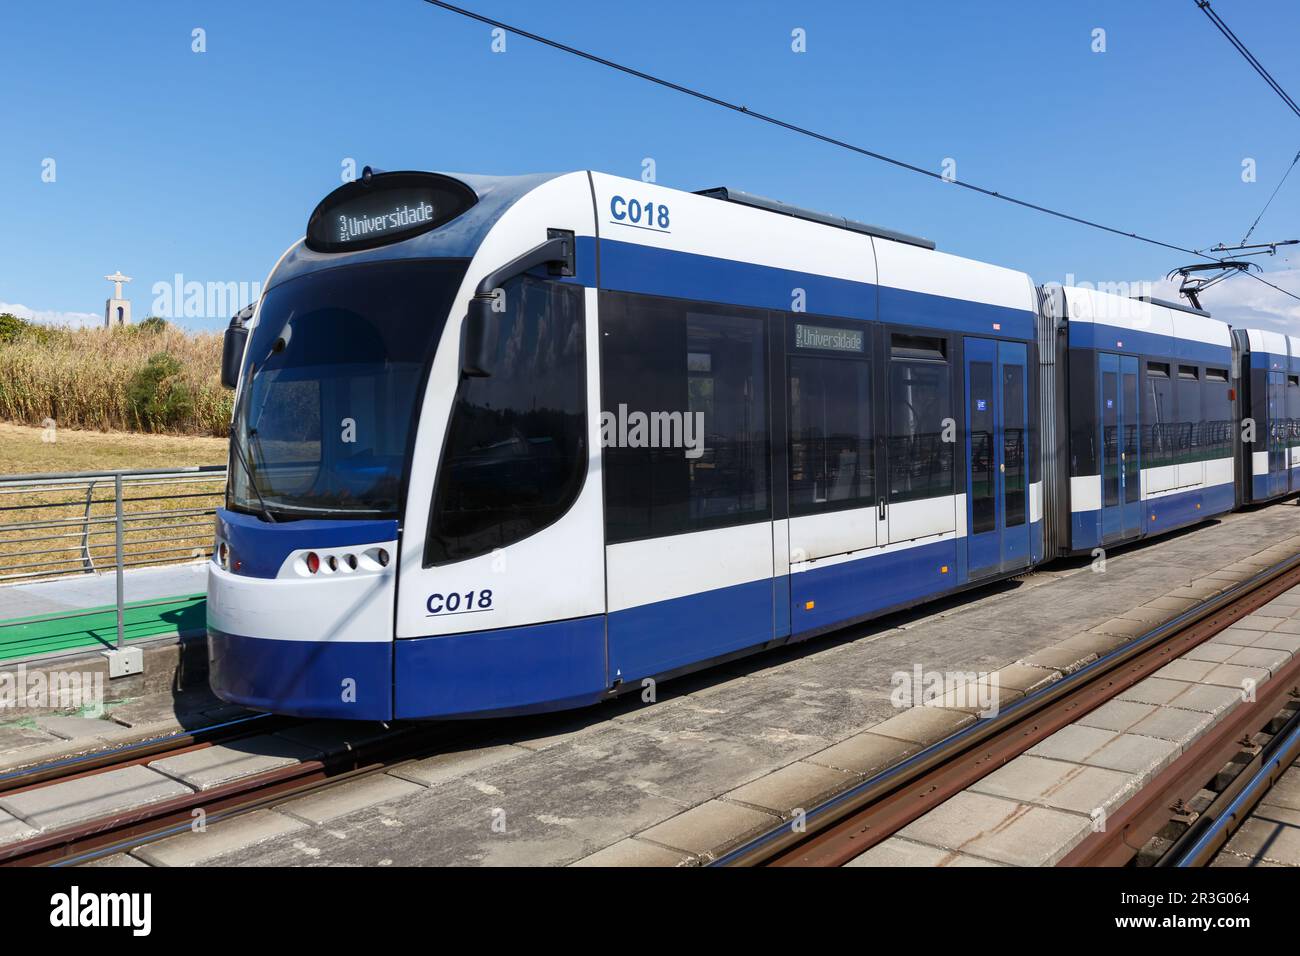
[
  {"left": 714, "top": 550, "right": 1300, "bottom": 867},
  {"left": 1065, "top": 679, "right": 1300, "bottom": 867},
  {"left": 0, "top": 722, "right": 447, "bottom": 867},
  {"left": 1168, "top": 707, "right": 1300, "bottom": 867},
  {"left": 0, "top": 713, "right": 283, "bottom": 797}
]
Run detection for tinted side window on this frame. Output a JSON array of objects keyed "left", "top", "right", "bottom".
[
  {"left": 602, "top": 292, "right": 769, "bottom": 543},
  {"left": 887, "top": 350, "right": 953, "bottom": 504},
  {"left": 1176, "top": 366, "right": 1201, "bottom": 465},
  {"left": 788, "top": 355, "right": 874, "bottom": 515},
  {"left": 1204, "top": 368, "right": 1233, "bottom": 461},
  {"left": 1289, "top": 375, "right": 1300, "bottom": 450},
  {"left": 1067, "top": 349, "right": 1097, "bottom": 476},
  {"left": 426, "top": 277, "right": 586, "bottom": 565},
  {"left": 1144, "top": 362, "right": 1174, "bottom": 470}
]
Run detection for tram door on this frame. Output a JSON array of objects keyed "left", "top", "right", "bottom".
[
  {"left": 1099, "top": 352, "right": 1142, "bottom": 541},
  {"left": 1268, "top": 370, "right": 1288, "bottom": 497},
  {"left": 965, "top": 338, "right": 1030, "bottom": 579}
]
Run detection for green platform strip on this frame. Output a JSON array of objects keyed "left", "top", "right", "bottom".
[{"left": 0, "top": 594, "right": 206, "bottom": 664}]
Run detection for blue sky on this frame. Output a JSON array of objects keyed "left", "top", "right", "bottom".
[{"left": 2, "top": 0, "right": 1297, "bottom": 330}]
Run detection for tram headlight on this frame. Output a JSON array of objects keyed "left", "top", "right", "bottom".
[{"left": 217, "top": 541, "right": 229, "bottom": 569}]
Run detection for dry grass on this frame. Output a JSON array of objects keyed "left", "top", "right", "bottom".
[
  {"left": 0, "top": 322, "right": 233, "bottom": 581},
  {"left": 0, "top": 424, "right": 228, "bottom": 583},
  {"left": 0, "top": 422, "right": 227, "bottom": 475},
  {"left": 0, "top": 324, "right": 232, "bottom": 436}
]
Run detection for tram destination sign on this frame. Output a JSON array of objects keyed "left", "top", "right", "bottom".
[
  {"left": 306, "top": 171, "right": 478, "bottom": 253},
  {"left": 794, "top": 322, "right": 865, "bottom": 353}
]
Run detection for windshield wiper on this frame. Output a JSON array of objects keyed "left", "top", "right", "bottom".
[
  {"left": 228, "top": 355, "right": 279, "bottom": 524},
  {"left": 227, "top": 324, "right": 297, "bottom": 525},
  {"left": 229, "top": 418, "right": 277, "bottom": 524}
]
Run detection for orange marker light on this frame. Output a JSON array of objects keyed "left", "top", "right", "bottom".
[
  {"left": 940, "top": 565, "right": 949, "bottom": 573},
  {"left": 804, "top": 600, "right": 815, "bottom": 611}
]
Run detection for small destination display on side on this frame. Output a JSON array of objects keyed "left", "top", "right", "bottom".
[
  {"left": 306, "top": 172, "right": 478, "bottom": 253},
  {"left": 794, "top": 322, "right": 866, "bottom": 353}
]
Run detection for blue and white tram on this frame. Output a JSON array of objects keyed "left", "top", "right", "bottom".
[
  {"left": 1037, "top": 287, "right": 1236, "bottom": 556},
  {"left": 1234, "top": 328, "right": 1300, "bottom": 504},
  {"left": 207, "top": 167, "right": 1281, "bottom": 722}
]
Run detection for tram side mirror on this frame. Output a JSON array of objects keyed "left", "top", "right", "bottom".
[
  {"left": 461, "top": 296, "right": 494, "bottom": 378},
  {"left": 220, "top": 324, "right": 248, "bottom": 389},
  {"left": 221, "top": 304, "right": 255, "bottom": 389}
]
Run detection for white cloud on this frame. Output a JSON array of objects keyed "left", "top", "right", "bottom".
[
  {"left": 0, "top": 302, "right": 102, "bottom": 329},
  {"left": 1145, "top": 268, "right": 1300, "bottom": 332}
]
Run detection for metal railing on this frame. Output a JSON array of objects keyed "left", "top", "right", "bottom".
[{"left": 0, "top": 466, "right": 226, "bottom": 653}]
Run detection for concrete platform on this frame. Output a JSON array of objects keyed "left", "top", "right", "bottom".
[{"left": 145, "top": 497, "right": 1300, "bottom": 868}]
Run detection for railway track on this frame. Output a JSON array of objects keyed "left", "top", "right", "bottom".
[
  {"left": 0, "top": 715, "right": 449, "bottom": 867},
  {"left": 715, "top": 550, "right": 1300, "bottom": 867},
  {"left": 0, "top": 712, "right": 285, "bottom": 795},
  {"left": 1131, "top": 689, "right": 1300, "bottom": 868}
]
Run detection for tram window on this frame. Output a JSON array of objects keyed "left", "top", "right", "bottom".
[
  {"left": 425, "top": 277, "right": 586, "bottom": 565},
  {"left": 1067, "top": 349, "right": 1097, "bottom": 477},
  {"left": 1203, "top": 366, "right": 1233, "bottom": 460},
  {"left": 601, "top": 292, "right": 769, "bottom": 543},
  {"left": 788, "top": 356, "right": 873, "bottom": 515},
  {"left": 1290, "top": 377, "right": 1300, "bottom": 450},
  {"left": 1003, "top": 361, "right": 1029, "bottom": 526},
  {"left": 1175, "top": 366, "right": 1202, "bottom": 464},
  {"left": 886, "top": 355, "right": 953, "bottom": 504},
  {"left": 1143, "top": 365, "right": 1174, "bottom": 469}
]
